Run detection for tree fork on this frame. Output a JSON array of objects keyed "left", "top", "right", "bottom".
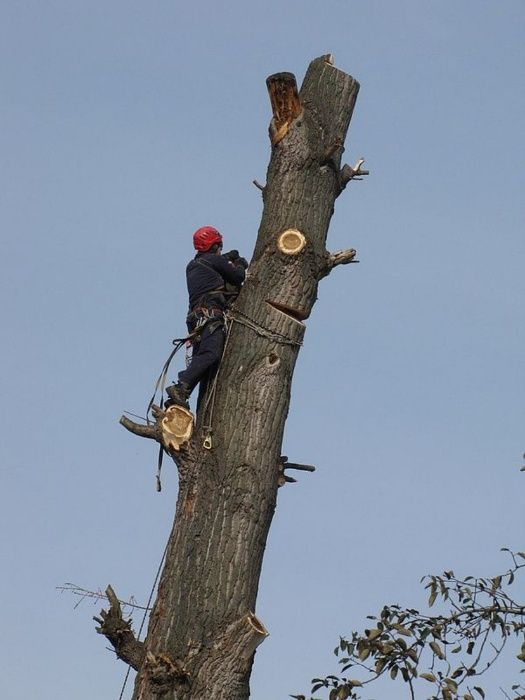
[{"left": 113, "top": 55, "right": 362, "bottom": 700}]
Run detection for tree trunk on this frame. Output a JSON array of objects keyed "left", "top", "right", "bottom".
[{"left": 114, "top": 55, "right": 362, "bottom": 700}]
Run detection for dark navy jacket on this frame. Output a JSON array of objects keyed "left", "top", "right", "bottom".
[{"left": 186, "top": 252, "right": 245, "bottom": 311}]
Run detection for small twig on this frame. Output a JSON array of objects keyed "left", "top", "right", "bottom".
[
  {"left": 253, "top": 179, "right": 265, "bottom": 191},
  {"left": 406, "top": 668, "right": 416, "bottom": 700},
  {"left": 58, "top": 583, "right": 152, "bottom": 611},
  {"left": 123, "top": 410, "right": 149, "bottom": 422}
]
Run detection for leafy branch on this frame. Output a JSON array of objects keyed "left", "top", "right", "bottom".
[{"left": 294, "top": 549, "right": 525, "bottom": 700}]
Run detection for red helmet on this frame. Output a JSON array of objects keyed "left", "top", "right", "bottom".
[{"left": 193, "top": 226, "right": 223, "bottom": 252}]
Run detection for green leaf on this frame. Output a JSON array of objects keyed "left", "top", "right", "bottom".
[
  {"left": 390, "top": 665, "right": 398, "bottom": 680},
  {"left": 444, "top": 678, "right": 458, "bottom": 691},
  {"left": 348, "top": 679, "right": 363, "bottom": 687},
  {"left": 407, "top": 648, "right": 418, "bottom": 663},
  {"left": 367, "top": 628, "right": 382, "bottom": 640},
  {"left": 375, "top": 658, "right": 387, "bottom": 675},
  {"left": 430, "top": 641, "right": 445, "bottom": 659},
  {"left": 396, "top": 637, "right": 408, "bottom": 651},
  {"left": 420, "top": 672, "right": 436, "bottom": 682},
  {"left": 358, "top": 647, "right": 370, "bottom": 662},
  {"left": 491, "top": 575, "right": 502, "bottom": 590},
  {"left": 428, "top": 590, "right": 438, "bottom": 607},
  {"left": 473, "top": 687, "right": 485, "bottom": 699}
]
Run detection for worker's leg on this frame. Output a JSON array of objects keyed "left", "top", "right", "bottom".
[{"left": 178, "top": 323, "right": 225, "bottom": 394}]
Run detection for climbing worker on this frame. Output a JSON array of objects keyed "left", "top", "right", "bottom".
[{"left": 165, "top": 226, "right": 248, "bottom": 408}]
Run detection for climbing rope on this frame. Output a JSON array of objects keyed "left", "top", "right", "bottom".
[
  {"left": 144, "top": 338, "right": 188, "bottom": 492},
  {"left": 116, "top": 539, "right": 169, "bottom": 700},
  {"left": 198, "top": 306, "right": 302, "bottom": 449},
  {"left": 146, "top": 333, "right": 199, "bottom": 492},
  {"left": 146, "top": 337, "right": 188, "bottom": 424},
  {"left": 228, "top": 305, "right": 303, "bottom": 347}
]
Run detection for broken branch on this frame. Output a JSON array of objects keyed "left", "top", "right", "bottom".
[
  {"left": 339, "top": 157, "right": 369, "bottom": 190},
  {"left": 119, "top": 415, "right": 158, "bottom": 441},
  {"left": 284, "top": 462, "right": 316, "bottom": 472},
  {"left": 94, "top": 585, "right": 146, "bottom": 671},
  {"left": 329, "top": 248, "right": 358, "bottom": 268}
]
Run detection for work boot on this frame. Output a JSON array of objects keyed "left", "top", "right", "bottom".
[{"left": 165, "top": 382, "right": 190, "bottom": 409}]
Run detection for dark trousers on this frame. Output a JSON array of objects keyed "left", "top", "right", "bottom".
[{"left": 178, "top": 320, "right": 225, "bottom": 395}]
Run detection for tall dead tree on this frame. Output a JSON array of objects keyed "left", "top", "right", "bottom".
[{"left": 100, "top": 55, "right": 366, "bottom": 700}]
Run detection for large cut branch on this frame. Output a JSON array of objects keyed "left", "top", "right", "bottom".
[
  {"left": 189, "top": 613, "right": 269, "bottom": 697},
  {"left": 94, "top": 586, "right": 145, "bottom": 671}
]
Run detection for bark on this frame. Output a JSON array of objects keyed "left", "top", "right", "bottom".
[{"left": 115, "top": 55, "right": 362, "bottom": 700}]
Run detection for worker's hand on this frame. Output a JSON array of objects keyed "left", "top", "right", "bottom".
[
  {"left": 222, "top": 249, "right": 240, "bottom": 262},
  {"left": 235, "top": 256, "right": 249, "bottom": 270}
]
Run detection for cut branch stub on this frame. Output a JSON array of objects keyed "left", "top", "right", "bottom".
[
  {"left": 277, "top": 229, "right": 307, "bottom": 255},
  {"left": 189, "top": 613, "right": 269, "bottom": 696},
  {"left": 160, "top": 405, "right": 194, "bottom": 451},
  {"left": 266, "top": 72, "right": 302, "bottom": 145}
]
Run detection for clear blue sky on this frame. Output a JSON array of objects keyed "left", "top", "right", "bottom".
[{"left": 1, "top": 1, "right": 523, "bottom": 698}]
